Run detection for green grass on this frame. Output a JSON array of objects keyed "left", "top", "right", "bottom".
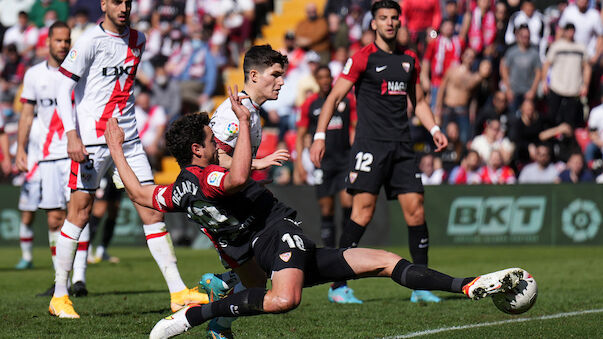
[{"left": 1, "top": 246, "right": 602, "bottom": 338}]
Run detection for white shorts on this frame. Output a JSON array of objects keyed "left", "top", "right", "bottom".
[
  {"left": 18, "top": 177, "right": 42, "bottom": 212},
  {"left": 38, "top": 158, "right": 71, "bottom": 210},
  {"left": 68, "top": 139, "right": 154, "bottom": 192}
]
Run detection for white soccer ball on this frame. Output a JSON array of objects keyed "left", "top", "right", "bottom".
[{"left": 492, "top": 269, "right": 538, "bottom": 314}]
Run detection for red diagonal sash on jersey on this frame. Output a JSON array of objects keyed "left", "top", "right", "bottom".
[
  {"left": 42, "top": 109, "right": 65, "bottom": 158},
  {"left": 138, "top": 106, "right": 157, "bottom": 140},
  {"left": 95, "top": 30, "right": 142, "bottom": 137}
]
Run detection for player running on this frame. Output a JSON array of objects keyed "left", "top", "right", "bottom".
[
  {"left": 102, "top": 92, "right": 525, "bottom": 339},
  {"left": 310, "top": 0, "right": 448, "bottom": 304},
  {"left": 49, "top": 0, "right": 207, "bottom": 318},
  {"left": 16, "top": 21, "right": 91, "bottom": 297}
]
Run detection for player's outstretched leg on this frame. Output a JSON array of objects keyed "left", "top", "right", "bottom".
[{"left": 16, "top": 217, "right": 34, "bottom": 269}]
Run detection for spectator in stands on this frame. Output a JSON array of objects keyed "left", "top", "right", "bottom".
[
  {"left": 475, "top": 90, "right": 511, "bottom": 137},
  {"left": 539, "top": 121, "right": 581, "bottom": 163},
  {"left": 422, "top": 19, "right": 464, "bottom": 109},
  {"left": 2, "top": 11, "right": 38, "bottom": 59},
  {"left": 543, "top": 23, "right": 591, "bottom": 128},
  {"left": 471, "top": 118, "right": 514, "bottom": 166},
  {"left": 280, "top": 31, "right": 304, "bottom": 75},
  {"left": 0, "top": 0, "right": 35, "bottom": 28},
  {"left": 70, "top": 9, "right": 95, "bottom": 44},
  {"left": 465, "top": 0, "right": 496, "bottom": 56},
  {"left": 134, "top": 90, "right": 168, "bottom": 170},
  {"left": 152, "top": 0, "right": 185, "bottom": 37},
  {"left": 448, "top": 150, "right": 482, "bottom": 184},
  {"left": 150, "top": 55, "right": 182, "bottom": 122},
  {"left": 400, "top": 0, "right": 441, "bottom": 54},
  {"left": 419, "top": 154, "right": 444, "bottom": 185},
  {"left": 444, "top": 0, "right": 463, "bottom": 35},
  {"left": 500, "top": 24, "right": 541, "bottom": 114},
  {"left": 556, "top": 152, "right": 594, "bottom": 183},
  {"left": 518, "top": 144, "right": 558, "bottom": 183},
  {"left": 509, "top": 99, "right": 544, "bottom": 168},
  {"left": 440, "top": 121, "right": 466, "bottom": 173},
  {"left": 558, "top": 0, "right": 602, "bottom": 61},
  {"left": 504, "top": 0, "right": 544, "bottom": 48},
  {"left": 295, "top": 3, "right": 329, "bottom": 63},
  {"left": 542, "top": 0, "right": 568, "bottom": 61},
  {"left": 294, "top": 51, "right": 320, "bottom": 108},
  {"left": 29, "top": 0, "right": 68, "bottom": 28},
  {"left": 69, "top": 0, "right": 103, "bottom": 22},
  {"left": 586, "top": 90, "right": 603, "bottom": 162},
  {"left": 328, "top": 46, "right": 347, "bottom": 80},
  {"left": 1, "top": 43, "right": 25, "bottom": 89},
  {"left": 479, "top": 149, "right": 516, "bottom": 184}
]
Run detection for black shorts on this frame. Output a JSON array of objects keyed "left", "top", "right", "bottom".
[
  {"left": 346, "top": 139, "right": 424, "bottom": 200},
  {"left": 313, "top": 163, "right": 347, "bottom": 198}
]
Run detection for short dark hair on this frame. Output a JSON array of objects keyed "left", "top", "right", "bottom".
[
  {"left": 314, "top": 64, "right": 331, "bottom": 76},
  {"left": 243, "top": 45, "right": 288, "bottom": 82},
  {"left": 371, "top": 0, "right": 401, "bottom": 17},
  {"left": 48, "top": 21, "right": 70, "bottom": 38},
  {"left": 165, "top": 112, "right": 211, "bottom": 167}
]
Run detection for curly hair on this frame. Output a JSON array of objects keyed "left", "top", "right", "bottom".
[
  {"left": 243, "top": 44, "right": 288, "bottom": 82},
  {"left": 165, "top": 112, "right": 210, "bottom": 167}
]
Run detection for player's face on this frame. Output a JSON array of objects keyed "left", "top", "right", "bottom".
[
  {"left": 371, "top": 8, "right": 400, "bottom": 43},
  {"left": 256, "top": 63, "right": 285, "bottom": 101},
  {"left": 202, "top": 126, "right": 219, "bottom": 165},
  {"left": 315, "top": 68, "right": 332, "bottom": 94},
  {"left": 102, "top": 0, "right": 132, "bottom": 28},
  {"left": 48, "top": 27, "right": 71, "bottom": 64}
]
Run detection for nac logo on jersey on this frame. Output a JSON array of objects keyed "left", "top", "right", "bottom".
[
  {"left": 381, "top": 80, "right": 407, "bottom": 95},
  {"left": 102, "top": 65, "right": 137, "bottom": 77}
]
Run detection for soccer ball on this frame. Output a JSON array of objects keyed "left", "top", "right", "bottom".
[{"left": 492, "top": 269, "right": 537, "bottom": 314}]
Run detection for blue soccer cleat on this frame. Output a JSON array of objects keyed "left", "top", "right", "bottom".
[
  {"left": 410, "top": 290, "right": 441, "bottom": 303},
  {"left": 199, "top": 273, "right": 231, "bottom": 302},
  {"left": 328, "top": 286, "right": 363, "bottom": 304},
  {"left": 15, "top": 258, "right": 33, "bottom": 270},
  {"left": 207, "top": 318, "right": 234, "bottom": 339}
]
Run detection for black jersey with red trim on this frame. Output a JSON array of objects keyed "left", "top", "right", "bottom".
[
  {"left": 340, "top": 43, "right": 420, "bottom": 142},
  {"left": 152, "top": 164, "right": 295, "bottom": 245},
  {"left": 298, "top": 92, "right": 356, "bottom": 168}
]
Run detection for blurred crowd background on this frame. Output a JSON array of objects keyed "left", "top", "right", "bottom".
[{"left": 0, "top": 0, "right": 602, "bottom": 187}]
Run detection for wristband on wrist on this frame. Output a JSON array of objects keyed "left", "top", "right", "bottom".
[
  {"left": 313, "top": 132, "right": 326, "bottom": 141},
  {"left": 429, "top": 125, "right": 440, "bottom": 136}
]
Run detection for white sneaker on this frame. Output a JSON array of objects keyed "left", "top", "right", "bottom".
[
  {"left": 462, "top": 268, "right": 524, "bottom": 300},
  {"left": 149, "top": 305, "right": 193, "bottom": 339}
]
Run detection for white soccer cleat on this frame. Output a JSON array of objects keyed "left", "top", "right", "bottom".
[
  {"left": 149, "top": 305, "right": 193, "bottom": 339},
  {"left": 462, "top": 267, "right": 524, "bottom": 300}
]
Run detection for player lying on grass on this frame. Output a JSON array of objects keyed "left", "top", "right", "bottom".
[{"left": 104, "top": 87, "right": 525, "bottom": 339}]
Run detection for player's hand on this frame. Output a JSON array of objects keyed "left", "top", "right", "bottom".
[
  {"left": 15, "top": 149, "right": 28, "bottom": 172},
  {"left": 254, "top": 149, "right": 290, "bottom": 170},
  {"left": 309, "top": 140, "right": 325, "bottom": 168},
  {"left": 105, "top": 118, "right": 125, "bottom": 149},
  {"left": 228, "top": 85, "right": 251, "bottom": 123},
  {"left": 66, "top": 130, "right": 89, "bottom": 163},
  {"left": 1, "top": 158, "right": 11, "bottom": 176},
  {"left": 432, "top": 131, "right": 448, "bottom": 152}
]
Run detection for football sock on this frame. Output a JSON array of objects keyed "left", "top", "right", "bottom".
[
  {"left": 391, "top": 259, "right": 474, "bottom": 293},
  {"left": 332, "top": 219, "right": 366, "bottom": 289},
  {"left": 408, "top": 223, "right": 429, "bottom": 266},
  {"left": 19, "top": 222, "right": 34, "bottom": 262},
  {"left": 88, "top": 214, "right": 101, "bottom": 244},
  {"left": 320, "top": 215, "right": 336, "bottom": 248},
  {"left": 214, "top": 281, "right": 245, "bottom": 329},
  {"left": 144, "top": 222, "right": 186, "bottom": 293},
  {"left": 185, "top": 288, "right": 267, "bottom": 327},
  {"left": 72, "top": 224, "right": 89, "bottom": 284},
  {"left": 102, "top": 218, "right": 117, "bottom": 248},
  {"left": 54, "top": 220, "right": 82, "bottom": 297},
  {"left": 48, "top": 230, "right": 58, "bottom": 270}
]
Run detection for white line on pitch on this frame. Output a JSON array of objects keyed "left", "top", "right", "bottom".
[{"left": 381, "top": 308, "right": 603, "bottom": 339}]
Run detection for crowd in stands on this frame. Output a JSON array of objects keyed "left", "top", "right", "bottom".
[{"left": 0, "top": 0, "right": 602, "bottom": 187}]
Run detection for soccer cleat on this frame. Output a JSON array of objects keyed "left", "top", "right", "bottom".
[
  {"left": 49, "top": 295, "right": 80, "bottom": 318},
  {"left": 149, "top": 306, "right": 193, "bottom": 339},
  {"left": 199, "top": 273, "right": 231, "bottom": 302},
  {"left": 36, "top": 284, "right": 56, "bottom": 297},
  {"left": 410, "top": 290, "right": 441, "bottom": 303},
  {"left": 207, "top": 319, "right": 234, "bottom": 339},
  {"left": 170, "top": 287, "right": 209, "bottom": 312},
  {"left": 463, "top": 267, "right": 524, "bottom": 300},
  {"left": 70, "top": 281, "right": 88, "bottom": 297},
  {"left": 15, "top": 258, "right": 33, "bottom": 270},
  {"left": 327, "top": 286, "right": 363, "bottom": 304}
]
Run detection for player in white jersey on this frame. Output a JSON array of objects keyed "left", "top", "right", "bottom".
[
  {"left": 202, "top": 45, "right": 290, "bottom": 338},
  {"left": 48, "top": 0, "right": 208, "bottom": 319},
  {"left": 16, "top": 22, "right": 91, "bottom": 297}
]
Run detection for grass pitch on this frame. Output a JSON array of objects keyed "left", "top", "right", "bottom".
[{"left": 1, "top": 246, "right": 601, "bottom": 338}]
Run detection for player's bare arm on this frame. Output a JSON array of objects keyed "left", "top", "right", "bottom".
[
  {"left": 310, "top": 77, "right": 354, "bottom": 167},
  {"left": 223, "top": 85, "right": 253, "bottom": 193},
  {"left": 218, "top": 148, "right": 290, "bottom": 171},
  {"left": 15, "top": 102, "right": 35, "bottom": 172},
  {"left": 57, "top": 76, "right": 88, "bottom": 163},
  {"left": 410, "top": 79, "right": 448, "bottom": 152},
  {"left": 0, "top": 129, "right": 9, "bottom": 175},
  {"left": 294, "top": 124, "right": 309, "bottom": 183}
]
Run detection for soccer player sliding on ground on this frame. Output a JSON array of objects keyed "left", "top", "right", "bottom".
[{"left": 104, "top": 86, "right": 527, "bottom": 338}]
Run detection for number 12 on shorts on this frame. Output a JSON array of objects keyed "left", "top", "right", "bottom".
[
  {"left": 354, "top": 152, "right": 373, "bottom": 172},
  {"left": 282, "top": 233, "right": 306, "bottom": 251}
]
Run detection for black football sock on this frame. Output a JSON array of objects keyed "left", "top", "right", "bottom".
[
  {"left": 408, "top": 223, "right": 429, "bottom": 267},
  {"left": 320, "top": 215, "right": 336, "bottom": 248},
  {"left": 185, "top": 288, "right": 267, "bottom": 327},
  {"left": 391, "top": 259, "right": 474, "bottom": 293},
  {"left": 88, "top": 214, "right": 101, "bottom": 244},
  {"left": 101, "top": 218, "right": 117, "bottom": 248},
  {"left": 332, "top": 219, "right": 366, "bottom": 289}
]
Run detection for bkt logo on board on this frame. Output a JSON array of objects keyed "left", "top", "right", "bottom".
[{"left": 447, "top": 197, "right": 546, "bottom": 243}]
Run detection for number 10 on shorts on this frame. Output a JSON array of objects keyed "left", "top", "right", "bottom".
[
  {"left": 354, "top": 152, "right": 373, "bottom": 172},
  {"left": 282, "top": 233, "right": 306, "bottom": 251}
]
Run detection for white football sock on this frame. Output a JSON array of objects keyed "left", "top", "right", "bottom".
[
  {"left": 48, "top": 230, "right": 58, "bottom": 271},
  {"left": 95, "top": 245, "right": 105, "bottom": 259},
  {"left": 19, "top": 222, "right": 34, "bottom": 262},
  {"left": 72, "top": 223, "right": 89, "bottom": 284},
  {"left": 143, "top": 222, "right": 186, "bottom": 293},
  {"left": 54, "top": 220, "right": 82, "bottom": 297}
]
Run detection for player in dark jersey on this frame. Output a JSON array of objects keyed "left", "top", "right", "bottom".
[
  {"left": 103, "top": 88, "right": 525, "bottom": 339},
  {"left": 310, "top": 0, "right": 448, "bottom": 304}
]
